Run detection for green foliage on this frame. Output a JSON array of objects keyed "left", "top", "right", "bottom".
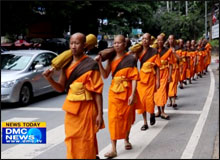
[
  {"left": 210, "top": 39, "right": 219, "bottom": 48},
  {"left": 155, "top": 1, "right": 205, "bottom": 41},
  {"left": 1, "top": 1, "right": 214, "bottom": 41}
]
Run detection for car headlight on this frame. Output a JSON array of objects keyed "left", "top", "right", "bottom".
[{"left": 1, "top": 80, "right": 16, "bottom": 88}]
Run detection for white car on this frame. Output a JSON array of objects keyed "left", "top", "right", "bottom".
[{"left": 1, "top": 50, "right": 60, "bottom": 106}]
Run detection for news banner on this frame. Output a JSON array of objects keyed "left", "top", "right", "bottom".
[{"left": 2, "top": 122, "right": 46, "bottom": 144}]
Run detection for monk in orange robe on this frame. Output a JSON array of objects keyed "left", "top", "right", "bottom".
[
  {"left": 43, "top": 33, "right": 104, "bottom": 159},
  {"left": 202, "top": 39, "right": 211, "bottom": 73},
  {"left": 167, "top": 35, "right": 180, "bottom": 108},
  {"left": 190, "top": 40, "right": 197, "bottom": 80},
  {"left": 154, "top": 35, "right": 174, "bottom": 120},
  {"left": 176, "top": 39, "right": 187, "bottom": 89},
  {"left": 196, "top": 39, "right": 205, "bottom": 78},
  {"left": 202, "top": 44, "right": 208, "bottom": 74},
  {"left": 204, "top": 39, "right": 212, "bottom": 72},
  {"left": 97, "top": 35, "right": 139, "bottom": 158},
  {"left": 133, "top": 33, "right": 161, "bottom": 130},
  {"left": 185, "top": 40, "right": 192, "bottom": 84},
  {"left": 177, "top": 39, "right": 188, "bottom": 89}
]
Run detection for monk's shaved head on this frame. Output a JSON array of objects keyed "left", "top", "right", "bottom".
[
  {"left": 70, "top": 32, "right": 86, "bottom": 43},
  {"left": 113, "top": 35, "right": 126, "bottom": 53},
  {"left": 143, "top": 33, "right": 151, "bottom": 38},
  {"left": 157, "top": 35, "right": 164, "bottom": 41},
  {"left": 142, "top": 33, "right": 151, "bottom": 47},
  {"left": 69, "top": 32, "right": 86, "bottom": 56},
  {"left": 114, "top": 35, "right": 125, "bottom": 43}
]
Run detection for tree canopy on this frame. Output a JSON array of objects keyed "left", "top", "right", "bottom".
[{"left": 1, "top": 1, "right": 216, "bottom": 41}]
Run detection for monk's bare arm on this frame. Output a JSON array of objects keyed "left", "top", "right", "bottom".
[
  {"left": 42, "top": 69, "right": 66, "bottom": 92},
  {"left": 128, "top": 80, "right": 137, "bottom": 106},
  {"left": 94, "top": 93, "right": 103, "bottom": 129},
  {"left": 156, "top": 66, "right": 160, "bottom": 89},
  {"left": 98, "top": 59, "right": 111, "bottom": 79},
  {"left": 94, "top": 93, "right": 103, "bottom": 116}
]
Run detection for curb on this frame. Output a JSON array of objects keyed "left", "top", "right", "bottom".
[{"left": 212, "top": 130, "right": 219, "bottom": 159}]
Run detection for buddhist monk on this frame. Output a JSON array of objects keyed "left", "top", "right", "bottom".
[
  {"left": 43, "top": 32, "right": 104, "bottom": 159},
  {"left": 204, "top": 39, "right": 212, "bottom": 72},
  {"left": 96, "top": 35, "right": 139, "bottom": 158},
  {"left": 167, "top": 35, "right": 180, "bottom": 108},
  {"left": 196, "top": 39, "right": 205, "bottom": 78},
  {"left": 185, "top": 40, "right": 192, "bottom": 84},
  {"left": 176, "top": 39, "right": 187, "bottom": 89},
  {"left": 154, "top": 34, "right": 174, "bottom": 120},
  {"left": 134, "top": 33, "right": 161, "bottom": 130},
  {"left": 190, "top": 40, "right": 197, "bottom": 80}
]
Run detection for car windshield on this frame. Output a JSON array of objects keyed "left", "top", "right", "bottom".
[{"left": 1, "top": 54, "right": 32, "bottom": 70}]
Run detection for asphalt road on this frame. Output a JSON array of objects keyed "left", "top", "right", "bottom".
[{"left": 1, "top": 56, "right": 219, "bottom": 159}]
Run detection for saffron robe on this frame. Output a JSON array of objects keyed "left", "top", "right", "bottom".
[
  {"left": 168, "top": 47, "right": 179, "bottom": 97},
  {"left": 154, "top": 47, "right": 174, "bottom": 107},
  {"left": 136, "top": 47, "right": 161, "bottom": 114},
  {"left": 62, "top": 55, "right": 104, "bottom": 159},
  {"left": 108, "top": 53, "right": 139, "bottom": 140}
]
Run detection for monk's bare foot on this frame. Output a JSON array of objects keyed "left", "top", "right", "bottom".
[
  {"left": 161, "top": 113, "right": 170, "bottom": 120},
  {"left": 124, "top": 141, "right": 132, "bottom": 150},
  {"left": 155, "top": 112, "right": 161, "bottom": 117},
  {"left": 104, "top": 151, "right": 117, "bottom": 158}
]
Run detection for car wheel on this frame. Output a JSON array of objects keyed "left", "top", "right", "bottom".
[{"left": 19, "top": 85, "right": 32, "bottom": 106}]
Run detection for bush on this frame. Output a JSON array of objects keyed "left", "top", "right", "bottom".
[
  {"left": 210, "top": 39, "right": 219, "bottom": 48},
  {"left": 209, "top": 39, "right": 219, "bottom": 54}
]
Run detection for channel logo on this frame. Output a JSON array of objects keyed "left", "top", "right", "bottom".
[{"left": 2, "top": 122, "right": 46, "bottom": 144}]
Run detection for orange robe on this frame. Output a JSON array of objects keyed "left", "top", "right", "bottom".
[
  {"left": 196, "top": 49, "right": 204, "bottom": 73},
  {"left": 154, "top": 48, "right": 174, "bottom": 107},
  {"left": 203, "top": 48, "right": 208, "bottom": 70},
  {"left": 136, "top": 49, "right": 161, "bottom": 114},
  {"left": 187, "top": 50, "right": 196, "bottom": 78},
  {"left": 62, "top": 55, "right": 104, "bottom": 159},
  {"left": 179, "top": 49, "right": 187, "bottom": 81},
  {"left": 108, "top": 53, "right": 139, "bottom": 140},
  {"left": 186, "top": 50, "right": 191, "bottom": 79},
  {"left": 168, "top": 51, "right": 179, "bottom": 97},
  {"left": 205, "top": 43, "right": 212, "bottom": 67}
]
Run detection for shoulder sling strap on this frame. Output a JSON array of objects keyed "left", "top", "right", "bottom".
[
  {"left": 65, "top": 57, "right": 99, "bottom": 92},
  {"left": 112, "top": 54, "right": 137, "bottom": 77}
]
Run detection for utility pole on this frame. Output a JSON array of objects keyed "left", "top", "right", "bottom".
[
  {"left": 167, "top": 1, "right": 170, "bottom": 12},
  {"left": 170, "top": 1, "right": 173, "bottom": 11},
  {"left": 185, "top": 1, "right": 188, "bottom": 16},
  {"left": 205, "top": 1, "right": 207, "bottom": 38}
]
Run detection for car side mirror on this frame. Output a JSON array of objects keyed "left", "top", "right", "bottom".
[{"left": 34, "top": 64, "right": 44, "bottom": 71}]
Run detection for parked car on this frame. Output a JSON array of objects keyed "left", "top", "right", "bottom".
[
  {"left": 1, "top": 50, "right": 60, "bottom": 106},
  {"left": 0, "top": 46, "right": 8, "bottom": 53}
]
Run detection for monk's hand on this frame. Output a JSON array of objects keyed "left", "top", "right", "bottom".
[
  {"left": 94, "top": 55, "right": 101, "bottom": 62},
  {"left": 96, "top": 114, "right": 103, "bottom": 130},
  {"left": 128, "top": 94, "right": 135, "bottom": 106},
  {"left": 42, "top": 68, "right": 54, "bottom": 80}
]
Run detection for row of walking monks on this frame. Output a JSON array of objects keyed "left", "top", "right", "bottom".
[
  {"left": 43, "top": 32, "right": 212, "bottom": 159},
  {"left": 95, "top": 32, "right": 212, "bottom": 158}
]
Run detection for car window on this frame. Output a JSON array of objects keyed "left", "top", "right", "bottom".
[
  {"left": 44, "top": 52, "right": 57, "bottom": 66},
  {"left": 32, "top": 53, "right": 48, "bottom": 68},
  {"left": 1, "top": 54, "right": 32, "bottom": 70},
  {"left": 30, "top": 52, "right": 57, "bottom": 70}
]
